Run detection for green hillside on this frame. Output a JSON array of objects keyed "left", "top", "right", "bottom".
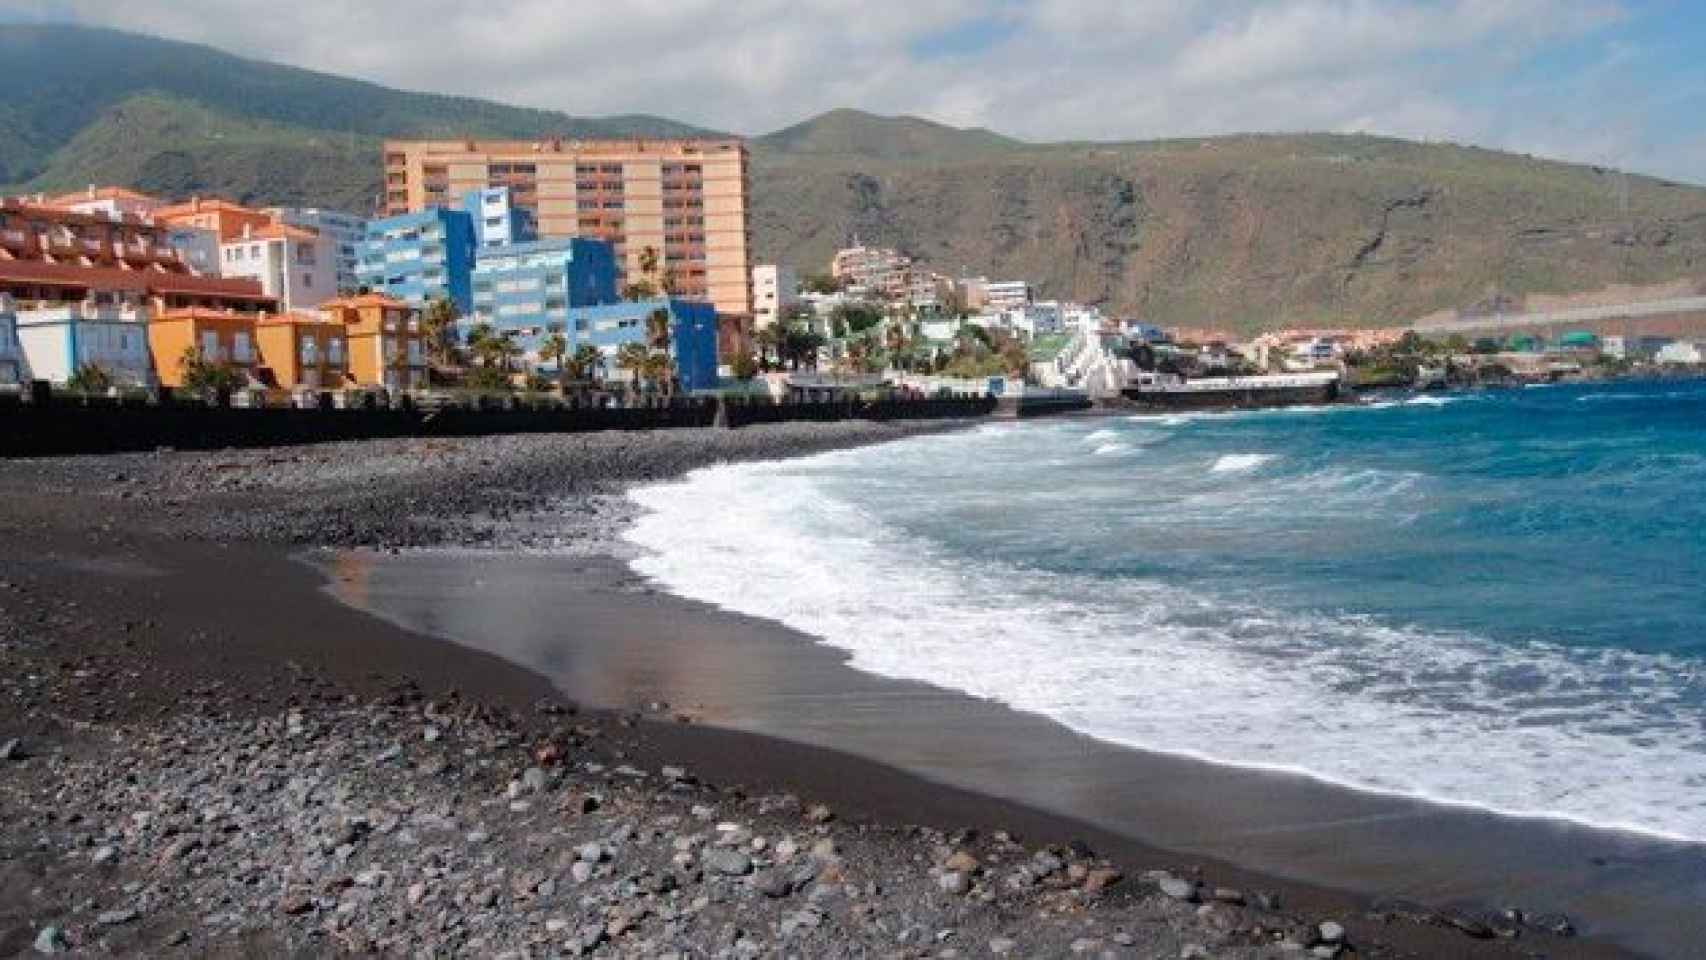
[{"left": 8, "top": 25, "right": 1706, "bottom": 330}]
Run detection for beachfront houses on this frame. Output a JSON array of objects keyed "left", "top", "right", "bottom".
[
  {"left": 323, "top": 293, "right": 429, "bottom": 392},
  {"left": 355, "top": 207, "right": 478, "bottom": 314},
  {"left": 254, "top": 311, "right": 349, "bottom": 391},
  {"left": 16, "top": 302, "right": 155, "bottom": 387},
  {"left": 0, "top": 295, "right": 21, "bottom": 384},
  {"left": 147, "top": 308, "right": 260, "bottom": 388}
]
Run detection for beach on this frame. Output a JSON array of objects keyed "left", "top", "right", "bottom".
[{"left": 0, "top": 420, "right": 1648, "bottom": 958}]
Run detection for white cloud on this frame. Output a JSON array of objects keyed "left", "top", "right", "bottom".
[{"left": 8, "top": 0, "right": 1695, "bottom": 181}]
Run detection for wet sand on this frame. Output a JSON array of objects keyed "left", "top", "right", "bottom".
[{"left": 325, "top": 548, "right": 1706, "bottom": 959}]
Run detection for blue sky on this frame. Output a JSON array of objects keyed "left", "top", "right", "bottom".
[{"left": 6, "top": 0, "right": 1706, "bottom": 184}]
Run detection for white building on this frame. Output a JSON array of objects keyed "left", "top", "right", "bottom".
[
  {"left": 219, "top": 222, "right": 336, "bottom": 313},
  {"left": 0, "top": 294, "right": 20, "bottom": 384},
  {"left": 984, "top": 280, "right": 1034, "bottom": 310},
  {"left": 14, "top": 302, "right": 153, "bottom": 386},
  {"left": 1600, "top": 335, "right": 1626, "bottom": 360},
  {"left": 166, "top": 225, "right": 222, "bottom": 277},
  {"left": 269, "top": 207, "right": 366, "bottom": 292},
  {"left": 751, "top": 264, "right": 799, "bottom": 329},
  {"left": 830, "top": 244, "right": 911, "bottom": 300},
  {"left": 46, "top": 186, "right": 167, "bottom": 221},
  {"left": 1656, "top": 341, "right": 1705, "bottom": 364}
]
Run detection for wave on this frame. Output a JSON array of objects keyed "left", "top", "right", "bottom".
[
  {"left": 1083, "top": 428, "right": 1121, "bottom": 444},
  {"left": 1405, "top": 395, "right": 1455, "bottom": 407},
  {"left": 1210, "top": 453, "right": 1277, "bottom": 473},
  {"left": 1092, "top": 442, "right": 1134, "bottom": 457},
  {"left": 622, "top": 453, "right": 1706, "bottom": 844}
]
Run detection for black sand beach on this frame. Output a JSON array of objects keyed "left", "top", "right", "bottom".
[{"left": 0, "top": 422, "right": 1656, "bottom": 957}]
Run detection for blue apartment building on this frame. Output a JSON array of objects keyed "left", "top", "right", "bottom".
[
  {"left": 471, "top": 238, "right": 618, "bottom": 338},
  {"left": 561, "top": 298, "right": 720, "bottom": 392},
  {"left": 463, "top": 187, "right": 537, "bottom": 248},
  {"left": 355, "top": 208, "right": 477, "bottom": 313}
]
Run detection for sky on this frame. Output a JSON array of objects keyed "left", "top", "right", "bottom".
[{"left": 7, "top": 0, "right": 1706, "bottom": 184}]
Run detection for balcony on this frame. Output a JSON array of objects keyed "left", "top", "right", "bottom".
[{"left": 1, "top": 228, "right": 28, "bottom": 249}]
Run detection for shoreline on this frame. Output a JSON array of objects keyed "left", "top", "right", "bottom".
[{"left": 0, "top": 421, "right": 1651, "bottom": 957}]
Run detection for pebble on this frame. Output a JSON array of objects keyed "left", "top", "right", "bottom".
[
  {"left": 575, "top": 841, "right": 605, "bottom": 863},
  {"left": 33, "top": 925, "right": 69, "bottom": 954},
  {"left": 1159, "top": 877, "right": 1199, "bottom": 902},
  {"left": 988, "top": 937, "right": 1017, "bottom": 955},
  {"left": 937, "top": 871, "right": 971, "bottom": 895},
  {"left": 0, "top": 738, "right": 23, "bottom": 761},
  {"left": 97, "top": 907, "right": 139, "bottom": 926},
  {"left": 1317, "top": 920, "right": 1345, "bottom": 943},
  {"left": 702, "top": 848, "right": 753, "bottom": 877},
  {"left": 805, "top": 803, "right": 835, "bottom": 823},
  {"left": 570, "top": 861, "right": 593, "bottom": 884},
  {"left": 90, "top": 845, "right": 116, "bottom": 865},
  {"left": 943, "top": 850, "right": 980, "bottom": 873}
]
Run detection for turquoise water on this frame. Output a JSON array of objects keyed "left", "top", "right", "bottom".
[{"left": 626, "top": 379, "right": 1706, "bottom": 841}]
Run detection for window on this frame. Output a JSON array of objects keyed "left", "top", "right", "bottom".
[{"left": 303, "top": 273, "right": 313, "bottom": 289}]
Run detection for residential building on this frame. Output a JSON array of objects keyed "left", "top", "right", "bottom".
[
  {"left": 15, "top": 302, "right": 153, "bottom": 386},
  {"left": 955, "top": 277, "right": 990, "bottom": 312},
  {"left": 1601, "top": 335, "right": 1626, "bottom": 359},
  {"left": 45, "top": 186, "right": 168, "bottom": 220},
  {"left": 562, "top": 297, "right": 719, "bottom": 391},
  {"left": 462, "top": 187, "right": 537, "bottom": 249},
  {"left": 355, "top": 208, "right": 477, "bottom": 313},
  {"left": 321, "top": 293, "right": 428, "bottom": 391},
  {"left": 1656, "top": 341, "right": 1705, "bottom": 365},
  {"left": 153, "top": 197, "right": 274, "bottom": 243},
  {"left": 381, "top": 137, "right": 752, "bottom": 318},
  {"left": 166, "top": 225, "right": 221, "bottom": 276},
  {"left": 471, "top": 238, "right": 617, "bottom": 337},
  {"left": 269, "top": 207, "right": 367, "bottom": 292},
  {"left": 830, "top": 245, "right": 911, "bottom": 300},
  {"left": 984, "top": 280, "right": 1034, "bottom": 310},
  {"left": 254, "top": 312, "right": 349, "bottom": 391},
  {"left": 0, "top": 294, "right": 20, "bottom": 384},
  {"left": 907, "top": 272, "right": 950, "bottom": 315},
  {"left": 0, "top": 198, "right": 274, "bottom": 313},
  {"left": 147, "top": 308, "right": 259, "bottom": 388},
  {"left": 751, "top": 264, "right": 798, "bottom": 329},
  {"left": 219, "top": 221, "right": 337, "bottom": 313}
]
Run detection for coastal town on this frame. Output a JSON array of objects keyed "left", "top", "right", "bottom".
[{"left": 4, "top": 137, "right": 1705, "bottom": 416}]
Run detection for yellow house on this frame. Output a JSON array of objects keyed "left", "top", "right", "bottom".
[
  {"left": 148, "top": 308, "right": 260, "bottom": 388},
  {"left": 255, "top": 312, "right": 350, "bottom": 391},
  {"left": 319, "top": 294, "right": 426, "bottom": 391}
]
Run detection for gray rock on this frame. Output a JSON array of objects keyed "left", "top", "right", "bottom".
[
  {"left": 0, "top": 738, "right": 22, "bottom": 762},
  {"left": 521, "top": 767, "right": 548, "bottom": 793},
  {"left": 805, "top": 803, "right": 835, "bottom": 823},
  {"left": 1159, "top": 877, "right": 1198, "bottom": 902},
  {"left": 90, "top": 845, "right": 116, "bottom": 865},
  {"left": 575, "top": 842, "right": 605, "bottom": 863},
  {"left": 702, "top": 848, "right": 753, "bottom": 877},
  {"left": 33, "top": 925, "right": 69, "bottom": 954},
  {"left": 988, "top": 937, "right": 1017, "bottom": 955},
  {"left": 1317, "top": 921, "right": 1345, "bottom": 943},
  {"left": 422, "top": 725, "right": 441, "bottom": 742},
  {"left": 937, "top": 870, "right": 971, "bottom": 895},
  {"left": 752, "top": 869, "right": 794, "bottom": 898},
  {"left": 1212, "top": 886, "right": 1244, "bottom": 904},
  {"left": 570, "top": 861, "right": 593, "bottom": 884},
  {"left": 97, "top": 907, "right": 139, "bottom": 926}
]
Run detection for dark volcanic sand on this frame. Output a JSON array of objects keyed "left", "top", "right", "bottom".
[{"left": 0, "top": 422, "right": 1645, "bottom": 958}]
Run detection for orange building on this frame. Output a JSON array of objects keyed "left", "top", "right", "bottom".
[
  {"left": 152, "top": 197, "right": 275, "bottom": 243},
  {"left": 147, "top": 308, "right": 260, "bottom": 388},
  {"left": 319, "top": 293, "right": 426, "bottom": 391},
  {"left": 254, "top": 312, "right": 350, "bottom": 391}
]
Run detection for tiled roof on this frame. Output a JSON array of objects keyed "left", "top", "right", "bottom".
[{"left": 0, "top": 260, "right": 274, "bottom": 301}]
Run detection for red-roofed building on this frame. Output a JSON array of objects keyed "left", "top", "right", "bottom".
[
  {"left": 153, "top": 197, "right": 274, "bottom": 243},
  {"left": 44, "top": 185, "right": 168, "bottom": 220}
]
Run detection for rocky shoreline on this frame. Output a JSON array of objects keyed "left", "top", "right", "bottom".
[{"left": 0, "top": 421, "right": 1620, "bottom": 958}]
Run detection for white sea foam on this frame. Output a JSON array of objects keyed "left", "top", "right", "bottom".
[
  {"left": 1405, "top": 395, "right": 1454, "bottom": 407},
  {"left": 1210, "top": 453, "right": 1277, "bottom": 473},
  {"left": 623, "top": 450, "right": 1706, "bottom": 843},
  {"left": 1092, "top": 442, "right": 1134, "bottom": 457},
  {"left": 1083, "top": 429, "right": 1121, "bottom": 444}
]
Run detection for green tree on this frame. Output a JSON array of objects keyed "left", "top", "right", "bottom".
[
  {"left": 538, "top": 330, "right": 569, "bottom": 389},
  {"left": 569, "top": 344, "right": 603, "bottom": 383},
  {"left": 800, "top": 273, "right": 843, "bottom": 295},
  {"left": 615, "top": 341, "right": 651, "bottom": 396},
  {"left": 179, "top": 347, "right": 247, "bottom": 398},
  {"left": 66, "top": 363, "right": 113, "bottom": 394},
  {"left": 730, "top": 352, "right": 759, "bottom": 380},
  {"left": 420, "top": 296, "right": 461, "bottom": 366}
]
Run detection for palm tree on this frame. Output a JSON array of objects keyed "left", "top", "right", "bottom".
[
  {"left": 615, "top": 341, "right": 650, "bottom": 397},
  {"left": 645, "top": 307, "right": 672, "bottom": 352},
  {"left": 465, "top": 323, "right": 499, "bottom": 367},
  {"left": 570, "top": 344, "right": 603, "bottom": 383},
  {"left": 420, "top": 296, "right": 461, "bottom": 367},
  {"left": 538, "top": 331, "right": 569, "bottom": 390}
]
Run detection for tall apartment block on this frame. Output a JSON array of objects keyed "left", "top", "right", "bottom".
[{"left": 380, "top": 138, "right": 752, "bottom": 320}]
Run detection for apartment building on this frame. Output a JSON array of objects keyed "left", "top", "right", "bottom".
[
  {"left": 0, "top": 199, "right": 275, "bottom": 313},
  {"left": 830, "top": 245, "right": 911, "bottom": 300},
  {"left": 984, "top": 280, "right": 1034, "bottom": 310},
  {"left": 471, "top": 238, "right": 617, "bottom": 336},
  {"left": 153, "top": 197, "right": 274, "bottom": 243},
  {"left": 269, "top": 207, "right": 367, "bottom": 292},
  {"left": 254, "top": 312, "right": 349, "bottom": 390},
  {"left": 463, "top": 187, "right": 537, "bottom": 248},
  {"left": 16, "top": 302, "right": 154, "bottom": 386},
  {"left": 380, "top": 138, "right": 752, "bottom": 319},
  {"left": 355, "top": 208, "right": 477, "bottom": 313},
  {"left": 321, "top": 293, "right": 428, "bottom": 391},
  {"left": 751, "top": 264, "right": 798, "bottom": 329},
  {"left": 563, "top": 297, "right": 720, "bottom": 391},
  {"left": 219, "top": 222, "right": 337, "bottom": 313}
]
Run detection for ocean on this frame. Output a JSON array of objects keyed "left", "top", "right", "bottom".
[{"left": 625, "top": 378, "right": 1706, "bottom": 844}]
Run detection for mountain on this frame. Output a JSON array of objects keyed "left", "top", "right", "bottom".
[{"left": 8, "top": 25, "right": 1706, "bottom": 330}]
